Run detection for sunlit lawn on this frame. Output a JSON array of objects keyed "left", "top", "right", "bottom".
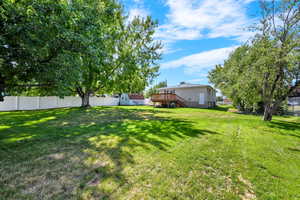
[{"left": 0, "top": 106, "right": 299, "bottom": 200}]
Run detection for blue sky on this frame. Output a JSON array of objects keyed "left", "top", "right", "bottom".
[{"left": 121, "top": 0, "right": 261, "bottom": 87}]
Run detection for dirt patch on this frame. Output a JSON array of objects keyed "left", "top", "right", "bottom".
[
  {"left": 48, "top": 153, "right": 65, "bottom": 160},
  {"left": 238, "top": 174, "right": 256, "bottom": 200}
]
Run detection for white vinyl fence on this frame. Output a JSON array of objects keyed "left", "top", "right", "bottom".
[{"left": 0, "top": 96, "right": 120, "bottom": 111}]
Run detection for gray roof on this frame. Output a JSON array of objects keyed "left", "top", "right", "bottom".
[{"left": 159, "top": 83, "right": 214, "bottom": 90}]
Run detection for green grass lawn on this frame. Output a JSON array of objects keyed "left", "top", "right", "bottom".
[{"left": 0, "top": 106, "right": 299, "bottom": 200}]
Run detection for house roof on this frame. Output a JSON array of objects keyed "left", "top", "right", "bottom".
[{"left": 158, "top": 83, "right": 214, "bottom": 90}]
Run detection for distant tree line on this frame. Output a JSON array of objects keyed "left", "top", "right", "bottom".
[
  {"left": 209, "top": 0, "right": 300, "bottom": 121},
  {"left": 0, "top": 0, "right": 162, "bottom": 107}
]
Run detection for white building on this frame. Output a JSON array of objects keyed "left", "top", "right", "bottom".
[
  {"left": 120, "top": 94, "right": 146, "bottom": 106},
  {"left": 157, "top": 83, "right": 216, "bottom": 108}
]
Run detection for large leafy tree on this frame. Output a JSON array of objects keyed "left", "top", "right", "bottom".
[
  {"left": 61, "top": 7, "right": 162, "bottom": 107},
  {"left": 208, "top": 45, "right": 262, "bottom": 112},
  {"left": 0, "top": 0, "right": 82, "bottom": 100},
  {"left": 258, "top": 0, "right": 300, "bottom": 120},
  {"left": 109, "top": 17, "right": 162, "bottom": 95},
  {"left": 209, "top": 0, "right": 300, "bottom": 121},
  {"left": 0, "top": 0, "right": 162, "bottom": 107}
]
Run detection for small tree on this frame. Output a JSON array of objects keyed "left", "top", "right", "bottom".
[{"left": 145, "top": 81, "right": 167, "bottom": 98}]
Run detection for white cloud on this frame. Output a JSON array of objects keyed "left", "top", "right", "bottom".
[
  {"left": 156, "top": 0, "right": 256, "bottom": 43},
  {"left": 155, "top": 24, "right": 202, "bottom": 41},
  {"left": 159, "top": 44, "right": 182, "bottom": 54},
  {"left": 128, "top": 8, "right": 149, "bottom": 21},
  {"left": 161, "top": 46, "right": 238, "bottom": 74}
]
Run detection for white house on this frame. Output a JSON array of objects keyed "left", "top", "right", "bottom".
[{"left": 157, "top": 83, "right": 216, "bottom": 108}]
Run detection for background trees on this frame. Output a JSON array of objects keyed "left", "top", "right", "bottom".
[
  {"left": 0, "top": 0, "right": 162, "bottom": 107},
  {"left": 145, "top": 81, "right": 167, "bottom": 98},
  {"left": 209, "top": 0, "right": 300, "bottom": 121}
]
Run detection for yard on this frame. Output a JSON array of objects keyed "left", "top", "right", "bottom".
[{"left": 0, "top": 106, "right": 299, "bottom": 200}]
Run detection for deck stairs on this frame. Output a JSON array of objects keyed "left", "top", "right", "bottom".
[{"left": 151, "top": 93, "right": 187, "bottom": 107}]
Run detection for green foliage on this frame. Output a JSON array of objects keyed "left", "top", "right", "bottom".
[
  {"left": 216, "top": 96, "right": 223, "bottom": 102},
  {"left": 101, "top": 17, "right": 162, "bottom": 95},
  {"left": 1, "top": 0, "right": 92, "bottom": 97},
  {"left": 209, "top": 0, "right": 300, "bottom": 120},
  {"left": 145, "top": 80, "right": 167, "bottom": 98},
  {"left": 0, "top": 0, "right": 162, "bottom": 106},
  {"left": 209, "top": 45, "right": 260, "bottom": 112}
]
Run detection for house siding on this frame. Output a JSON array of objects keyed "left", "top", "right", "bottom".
[{"left": 158, "top": 86, "right": 216, "bottom": 108}]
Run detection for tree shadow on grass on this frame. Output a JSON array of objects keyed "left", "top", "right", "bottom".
[
  {"left": 267, "top": 120, "right": 300, "bottom": 139},
  {"left": 0, "top": 107, "right": 219, "bottom": 199},
  {"left": 287, "top": 147, "right": 300, "bottom": 153},
  {"left": 208, "top": 106, "right": 231, "bottom": 112}
]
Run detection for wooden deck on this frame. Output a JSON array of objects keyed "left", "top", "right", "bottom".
[{"left": 151, "top": 93, "right": 186, "bottom": 107}]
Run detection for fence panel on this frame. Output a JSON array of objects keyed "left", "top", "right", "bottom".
[
  {"left": 40, "top": 97, "right": 58, "bottom": 109},
  {"left": 18, "top": 97, "right": 39, "bottom": 110},
  {"left": 288, "top": 97, "right": 300, "bottom": 116},
  {"left": 0, "top": 96, "right": 17, "bottom": 111},
  {"left": 0, "top": 96, "right": 119, "bottom": 111}
]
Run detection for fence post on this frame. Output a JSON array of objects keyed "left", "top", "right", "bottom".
[
  {"left": 16, "top": 96, "right": 19, "bottom": 110},
  {"left": 38, "top": 96, "right": 40, "bottom": 109}
]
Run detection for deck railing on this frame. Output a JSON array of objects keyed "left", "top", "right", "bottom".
[
  {"left": 151, "top": 93, "right": 177, "bottom": 102},
  {"left": 151, "top": 93, "right": 187, "bottom": 107}
]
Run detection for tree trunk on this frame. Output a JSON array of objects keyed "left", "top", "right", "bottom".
[
  {"left": 81, "top": 93, "right": 90, "bottom": 108},
  {"left": 263, "top": 103, "right": 273, "bottom": 121},
  {"left": 0, "top": 77, "right": 5, "bottom": 102}
]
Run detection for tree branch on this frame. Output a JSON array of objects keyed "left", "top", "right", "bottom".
[{"left": 76, "top": 86, "right": 84, "bottom": 97}]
